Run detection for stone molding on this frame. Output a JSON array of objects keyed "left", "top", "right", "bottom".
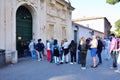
[
  {"left": 47, "top": 6, "right": 66, "bottom": 20},
  {"left": 17, "top": 0, "right": 38, "bottom": 8}
]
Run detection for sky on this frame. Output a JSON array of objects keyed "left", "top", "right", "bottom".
[{"left": 67, "top": 0, "right": 120, "bottom": 30}]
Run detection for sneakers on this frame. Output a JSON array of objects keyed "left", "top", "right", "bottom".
[
  {"left": 38, "top": 59, "right": 41, "bottom": 61},
  {"left": 70, "top": 62, "right": 74, "bottom": 64},
  {"left": 81, "top": 67, "right": 86, "bottom": 70},
  {"left": 56, "top": 62, "right": 60, "bottom": 65},
  {"left": 70, "top": 62, "right": 77, "bottom": 64},
  {"left": 38, "top": 59, "right": 42, "bottom": 61},
  {"left": 65, "top": 62, "right": 68, "bottom": 64},
  {"left": 115, "top": 70, "right": 120, "bottom": 73},
  {"left": 60, "top": 62, "right": 64, "bottom": 64}
]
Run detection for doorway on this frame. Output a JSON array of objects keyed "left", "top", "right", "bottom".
[{"left": 16, "top": 6, "right": 32, "bottom": 57}]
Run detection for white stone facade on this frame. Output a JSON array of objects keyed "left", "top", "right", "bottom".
[{"left": 0, "top": 0, "right": 74, "bottom": 63}]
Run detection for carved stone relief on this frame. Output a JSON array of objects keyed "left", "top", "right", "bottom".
[
  {"left": 17, "top": 0, "right": 38, "bottom": 8},
  {"left": 40, "top": 0, "right": 44, "bottom": 9},
  {"left": 40, "top": 0, "right": 44, "bottom": 3},
  {"left": 50, "top": 0, "right": 56, "bottom": 5},
  {"left": 47, "top": 5, "right": 66, "bottom": 20},
  {"left": 47, "top": 6, "right": 57, "bottom": 17},
  {"left": 47, "top": 15, "right": 56, "bottom": 22}
]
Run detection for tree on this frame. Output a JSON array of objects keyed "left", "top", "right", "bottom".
[
  {"left": 106, "top": 0, "right": 120, "bottom": 36},
  {"left": 106, "top": 0, "right": 120, "bottom": 5},
  {"left": 115, "top": 19, "right": 120, "bottom": 36}
]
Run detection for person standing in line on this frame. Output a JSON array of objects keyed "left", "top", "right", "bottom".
[
  {"left": 61, "top": 38, "right": 70, "bottom": 64},
  {"left": 23, "top": 41, "right": 29, "bottom": 57},
  {"left": 96, "top": 36, "right": 103, "bottom": 65},
  {"left": 110, "top": 33, "right": 117, "bottom": 69},
  {"left": 78, "top": 37, "right": 88, "bottom": 69},
  {"left": 35, "top": 39, "right": 44, "bottom": 61},
  {"left": 50, "top": 37, "right": 54, "bottom": 63},
  {"left": 60, "top": 40, "right": 64, "bottom": 64},
  {"left": 29, "top": 39, "right": 36, "bottom": 59},
  {"left": 89, "top": 35, "right": 98, "bottom": 68},
  {"left": 46, "top": 40, "right": 51, "bottom": 61},
  {"left": 52, "top": 39, "right": 60, "bottom": 64},
  {"left": 115, "top": 36, "right": 120, "bottom": 73},
  {"left": 104, "top": 38, "right": 111, "bottom": 60},
  {"left": 69, "top": 40, "right": 77, "bottom": 64}
]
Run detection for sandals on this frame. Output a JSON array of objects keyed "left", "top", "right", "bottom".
[{"left": 91, "top": 65, "right": 97, "bottom": 68}]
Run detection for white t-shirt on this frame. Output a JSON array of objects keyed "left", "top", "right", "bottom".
[
  {"left": 90, "top": 39, "right": 98, "bottom": 48},
  {"left": 46, "top": 42, "right": 50, "bottom": 50},
  {"left": 62, "top": 42, "right": 69, "bottom": 49}
]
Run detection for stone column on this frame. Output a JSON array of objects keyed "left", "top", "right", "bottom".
[
  {"left": 0, "top": 0, "right": 5, "bottom": 49},
  {"left": 5, "top": 0, "right": 18, "bottom": 64},
  {"left": 66, "top": 10, "right": 73, "bottom": 42},
  {"left": 5, "top": 0, "right": 13, "bottom": 51},
  {"left": 40, "top": 0, "right": 47, "bottom": 43},
  {"left": 33, "top": 3, "right": 41, "bottom": 42}
]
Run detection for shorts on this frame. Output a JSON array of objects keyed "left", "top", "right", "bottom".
[{"left": 91, "top": 48, "right": 97, "bottom": 57}]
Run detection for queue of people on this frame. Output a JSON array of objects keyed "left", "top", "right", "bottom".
[{"left": 21, "top": 33, "right": 120, "bottom": 73}]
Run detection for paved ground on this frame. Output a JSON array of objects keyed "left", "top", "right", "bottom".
[{"left": 0, "top": 50, "right": 120, "bottom": 80}]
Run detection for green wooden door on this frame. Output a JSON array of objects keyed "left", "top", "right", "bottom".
[
  {"left": 16, "top": 6, "right": 32, "bottom": 57},
  {"left": 74, "top": 30, "right": 77, "bottom": 43}
]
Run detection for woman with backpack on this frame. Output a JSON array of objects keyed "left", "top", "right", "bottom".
[
  {"left": 52, "top": 39, "right": 60, "bottom": 64},
  {"left": 61, "top": 39, "right": 70, "bottom": 64}
]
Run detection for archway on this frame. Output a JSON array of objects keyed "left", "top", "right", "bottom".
[{"left": 16, "top": 6, "right": 32, "bottom": 58}]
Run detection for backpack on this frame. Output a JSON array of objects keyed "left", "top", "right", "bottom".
[
  {"left": 70, "top": 44, "right": 76, "bottom": 53},
  {"left": 53, "top": 45, "right": 59, "bottom": 57}
]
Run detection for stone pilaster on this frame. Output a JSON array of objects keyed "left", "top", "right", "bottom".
[{"left": 0, "top": 0, "right": 5, "bottom": 49}]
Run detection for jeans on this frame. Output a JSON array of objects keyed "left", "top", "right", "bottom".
[
  {"left": 24, "top": 49, "right": 29, "bottom": 57},
  {"left": 78, "top": 51, "right": 81, "bottom": 63},
  {"left": 50, "top": 50, "right": 54, "bottom": 63},
  {"left": 97, "top": 49, "right": 102, "bottom": 63},
  {"left": 111, "top": 51, "right": 117, "bottom": 67},
  {"left": 60, "top": 50, "right": 64, "bottom": 61},
  {"left": 30, "top": 50, "right": 36, "bottom": 59},
  {"left": 117, "top": 54, "right": 120, "bottom": 70}
]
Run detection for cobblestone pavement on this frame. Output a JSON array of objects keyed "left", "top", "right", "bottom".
[{"left": 0, "top": 50, "right": 120, "bottom": 80}]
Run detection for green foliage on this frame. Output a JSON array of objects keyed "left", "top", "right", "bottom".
[
  {"left": 106, "top": 0, "right": 120, "bottom": 36},
  {"left": 115, "top": 19, "right": 120, "bottom": 28},
  {"left": 106, "top": 0, "right": 120, "bottom": 5},
  {"left": 115, "top": 19, "right": 120, "bottom": 36}
]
